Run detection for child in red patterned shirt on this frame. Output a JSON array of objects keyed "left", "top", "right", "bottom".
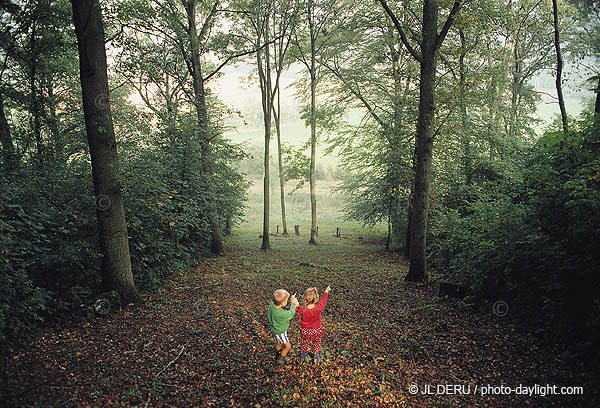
[{"left": 295, "top": 285, "right": 331, "bottom": 362}]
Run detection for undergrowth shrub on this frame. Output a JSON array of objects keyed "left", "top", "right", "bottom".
[
  {"left": 1, "top": 128, "right": 248, "bottom": 347},
  {"left": 428, "top": 114, "right": 600, "bottom": 342}
]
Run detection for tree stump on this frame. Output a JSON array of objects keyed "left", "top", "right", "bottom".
[{"left": 294, "top": 225, "right": 300, "bottom": 235}]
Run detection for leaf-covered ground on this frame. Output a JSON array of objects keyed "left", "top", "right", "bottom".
[{"left": 1, "top": 228, "right": 594, "bottom": 407}]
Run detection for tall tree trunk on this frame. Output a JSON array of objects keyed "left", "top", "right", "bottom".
[
  {"left": 552, "top": 0, "right": 568, "bottom": 133},
  {"left": 47, "top": 81, "right": 63, "bottom": 163},
  {"left": 379, "top": 0, "right": 461, "bottom": 281},
  {"left": 71, "top": 0, "right": 140, "bottom": 303},
  {"left": 257, "top": 12, "right": 273, "bottom": 250},
  {"left": 509, "top": 37, "right": 520, "bottom": 142},
  {"left": 0, "top": 93, "right": 18, "bottom": 173},
  {"left": 308, "top": 6, "right": 317, "bottom": 245},
  {"left": 594, "top": 75, "right": 600, "bottom": 133},
  {"left": 404, "top": 202, "right": 412, "bottom": 258},
  {"left": 274, "top": 89, "right": 288, "bottom": 235},
  {"left": 390, "top": 29, "right": 410, "bottom": 254},
  {"left": 459, "top": 29, "right": 472, "bottom": 185},
  {"left": 406, "top": 0, "right": 439, "bottom": 282},
  {"left": 262, "top": 134, "right": 271, "bottom": 249},
  {"left": 184, "top": 0, "right": 223, "bottom": 254},
  {"left": 30, "top": 23, "right": 44, "bottom": 165}
]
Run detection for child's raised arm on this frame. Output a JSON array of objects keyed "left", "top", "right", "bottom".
[{"left": 316, "top": 286, "right": 331, "bottom": 311}]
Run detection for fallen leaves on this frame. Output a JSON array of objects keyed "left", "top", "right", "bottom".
[{"left": 0, "top": 230, "right": 594, "bottom": 407}]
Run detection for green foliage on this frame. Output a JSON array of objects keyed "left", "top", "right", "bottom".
[
  {"left": 0, "top": 270, "right": 51, "bottom": 344},
  {"left": 429, "top": 183, "right": 561, "bottom": 297},
  {"left": 120, "top": 116, "right": 249, "bottom": 286},
  {"left": 332, "top": 118, "right": 414, "bottom": 249},
  {"left": 299, "top": 104, "right": 345, "bottom": 134},
  {"left": 281, "top": 143, "right": 310, "bottom": 191},
  {"left": 1, "top": 115, "right": 249, "bottom": 348},
  {"left": 428, "top": 111, "right": 600, "bottom": 338},
  {"left": 0, "top": 166, "right": 98, "bottom": 344}
]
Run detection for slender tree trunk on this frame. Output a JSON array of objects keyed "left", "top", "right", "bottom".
[
  {"left": 47, "top": 81, "right": 63, "bottom": 163},
  {"left": 262, "top": 140, "right": 271, "bottom": 248},
  {"left": 594, "top": 76, "right": 600, "bottom": 132},
  {"left": 552, "top": 0, "right": 568, "bottom": 133},
  {"left": 308, "top": 8, "right": 317, "bottom": 245},
  {"left": 404, "top": 202, "right": 412, "bottom": 258},
  {"left": 274, "top": 89, "right": 288, "bottom": 235},
  {"left": 30, "top": 23, "right": 43, "bottom": 165},
  {"left": 256, "top": 12, "right": 273, "bottom": 250},
  {"left": 485, "top": 33, "right": 498, "bottom": 159},
  {"left": 459, "top": 29, "right": 472, "bottom": 185},
  {"left": 386, "top": 197, "right": 392, "bottom": 250},
  {"left": 270, "top": 0, "right": 294, "bottom": 237},
  {"left": 390, "top": 30, "right": 408, "bottom": 254},
  {"left": 71, "top": 0, "right": 140, "bottom": 303},
  {"left": 184, "top": 1, "right": 223, "bottom": 254},
  {"left": 406, "top": 0, "right": 439, "bottom": 282},
  {"left": 0, "top": 93, "right": 18, "bottom": 173}
]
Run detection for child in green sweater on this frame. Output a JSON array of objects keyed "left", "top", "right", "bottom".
[{"left": 267, "top": 289, "right": 299, "bottom": 362}]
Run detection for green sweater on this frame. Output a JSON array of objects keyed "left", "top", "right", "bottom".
[{"left": 267, "top": 302, "right": 296, "bottom": 334}]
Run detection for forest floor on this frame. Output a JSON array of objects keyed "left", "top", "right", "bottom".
[{"left": 1, "top": 225, "right": 594, "bottom": 407}]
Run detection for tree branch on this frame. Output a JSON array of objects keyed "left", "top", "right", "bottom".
[
  {"left": 377, "top": 0, "right": 422, "bottom": 64},
  {"left": 198, "top": 1, "right": 220, "bottom": 43},
  {"left": 435, "top": 0, "right": 462, "bottom": 51},
  {"left": 203, "top": 35, "right": 281, "bottom": 82},
  {"left": 154, "top": 345, "right": 185, "bottom": 379}
]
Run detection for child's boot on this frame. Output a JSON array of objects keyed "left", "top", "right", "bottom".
[
  {"left": 314, "top": 353, "right": 319, "bottom": 363},
  {"left": 300, "top": 352, "right": 307, "bottom": 361}
]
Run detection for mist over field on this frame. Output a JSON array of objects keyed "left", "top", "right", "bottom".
[{"left": 212, "top": 64, "right": 591, "bottom": 228}]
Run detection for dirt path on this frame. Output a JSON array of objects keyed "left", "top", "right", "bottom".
[{"left": 1, "top": 230, "right": 592, "bottom": 407}]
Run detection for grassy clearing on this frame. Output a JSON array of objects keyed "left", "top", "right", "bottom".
[{"left": 242, "top": 178, "right": 384, "bottom": 238}]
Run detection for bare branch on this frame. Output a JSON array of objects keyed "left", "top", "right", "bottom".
[{"left": 154, "top": 346, "right": 185, "bottom": 379}]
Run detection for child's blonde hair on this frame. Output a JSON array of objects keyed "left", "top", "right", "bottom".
[
  {"left": 273, "top": 289, "right": 290, "bottom": 306},
  {"left": 303, "top": 287, "right": 319, "bottom": 305}
]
